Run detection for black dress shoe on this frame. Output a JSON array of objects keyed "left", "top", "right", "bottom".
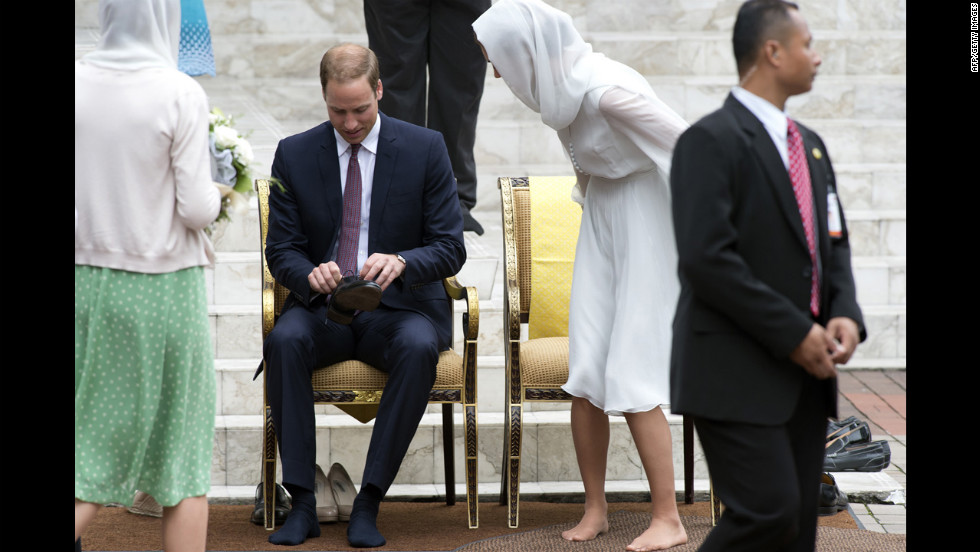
[
  {"left": 462, "top": 210, "right": 484, "bottom": 235},
  {"left": 825, "top": 419, "right": 872, "bottom": 455},
  {"left": 826, "top": 416, "right": 860, "bottom": 433},
  {"left": 824, "top": 440, "right": 891, "bottom": 472},
  {"left": 327, "top": 276, "right": 382, "bottom": 324},
  {"left": 817, "top": 473, "right": 849, "bottom": 516},
  {"left": 250, "top": 482, "right": 292, "bottom": 526}
]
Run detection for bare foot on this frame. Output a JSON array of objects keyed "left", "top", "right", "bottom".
[
  {"left": 625, "top": 516, "right": 688, "bottom": 551},
  {"left": 561, "top": 507, "right": 609, "bottom": 542}
]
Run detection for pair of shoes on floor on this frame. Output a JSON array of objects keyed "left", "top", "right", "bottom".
[
  {"left": 826, "top": 416, "right": 872, "bottom": 455},
  {"left": 315, "top": 463, "right": 359, "bottom": 523},
  {"left": 250, "top": 482, "right": 292, "bottom": 526},
  {"left": 327, "top": 275, "right": 382, "bottom": 325},
  {"left": 824, "top": 439, "right": 891, "bottom": 472},
  {"left": 128, "top": 491, "right": 162, "bottom": 518},
  {"left": 817, "top": 472, "right": 849, "bottom": 516}
]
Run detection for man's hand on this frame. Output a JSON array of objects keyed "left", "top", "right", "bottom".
[
  {"left": 361, "top": 253, "right": 406, "bottom": 291},
  {"left": 827, "top": 317, "right": 860, "bottom": 365},
  {"left": 308, "top": 261, "right": 343, "bottom": 295},
  {"left": 789, "top": 323, "right": 839, "bottom": 380}
]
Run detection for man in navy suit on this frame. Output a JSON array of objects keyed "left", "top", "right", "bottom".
[
  {"left": 261, "top": 43, "right": 465, "bottom": 547},
  {"left": 670, "top": 2, "right": 865, "bottom": 550}
]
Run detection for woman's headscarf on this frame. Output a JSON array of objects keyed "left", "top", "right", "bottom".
[
  {"left": 472, "top": 0, "right": 650, "bottom": 130},
  {"left": 82, "top": 0, "right": 181, "bottom": 71}
]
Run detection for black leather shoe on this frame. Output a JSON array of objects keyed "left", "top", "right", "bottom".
[
  {"left": 825, "top": 419, "right": 872, "bottom": 455},
  {"left": 824, "top": 440, "right": 891, "bottom": 472},
  {"left": 817, "top": 473, "right": 848, "bottom": 516},
  {"left": 462, "top": 210, "right": 484, "bottom": 235},
  {"left": 826, "top": 416, "right": 860, "bottom": 433},
  {"left": 327, "top": 276, "right": 382, "bottom": 324},
  {"left": 250, "top": 482, "right": 292, "bottom": 526}
]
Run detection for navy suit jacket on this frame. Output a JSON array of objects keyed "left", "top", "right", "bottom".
[
  {"left": 669, "top": 94, "right": 865, "bottom": 425},
  {"left": 265, "top": 112, "right": 466, "bottom": 349}
]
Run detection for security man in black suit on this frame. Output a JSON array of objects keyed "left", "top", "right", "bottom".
[{"left": 669, "top": 2, "right": 866, "bottom": 550}]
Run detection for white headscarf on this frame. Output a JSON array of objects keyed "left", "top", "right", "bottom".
[
  {"left": 82, "top": 0, "right": 181, "bottom": 71},
  {"left": 472, "top": 0, "right": 650, "bottom": 130}
]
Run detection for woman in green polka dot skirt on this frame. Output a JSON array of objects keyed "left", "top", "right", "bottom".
[{"left": 75, "top": 1, "right": 221, "bottom": 550}]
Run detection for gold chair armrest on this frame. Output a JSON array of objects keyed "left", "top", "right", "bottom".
[
  {"left": 443, "top": 275, "right": 466, "bottom": 300},
  {"left": 443, "top": 277, "right": 479, "bottom": 341}
]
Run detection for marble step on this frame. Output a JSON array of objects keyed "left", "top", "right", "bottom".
[
  {"left": 223, "top": 75, "right": 906, "bottom": 144},
  {"left": 208, "top": 286, "right": 904, "bottom": 370},
  {"left": 75, "top": 0, "right": 906, "bottom": 37},
  {"left": 214, "top": 286, "right": 905, "bottom": 423},
  {"left": 209, "top": 471, "right": 903, "bottom": 506},
  {"left": 211, "top": 408, "right": 707, "bottom": 490},
  {"left": 210, "top": 405, "right": 903, "bottom": 504},
  {"left": 205, "top": 29, "right": 904, "bottom": 81}
]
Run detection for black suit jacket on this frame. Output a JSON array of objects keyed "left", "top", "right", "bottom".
[
  {"left": 264, "top": 112, "right": 466, "bottom": 349},
  {"left": 669, "top": 94, "right": 865, "bottom": 425}
]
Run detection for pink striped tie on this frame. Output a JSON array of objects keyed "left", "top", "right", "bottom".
[
  {"left": 787, "top": 118, "right": 819, "bottom": 317},
  {"left": 337, "top": 143, "right": 362, "bottom": 276}
]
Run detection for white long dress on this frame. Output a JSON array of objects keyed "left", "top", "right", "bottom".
[
  {"left": 472, "top": 0, "right": 689, "bottom": 415},
  {"left": 559, "top": 85, "right": 688, "bottom": 415}
]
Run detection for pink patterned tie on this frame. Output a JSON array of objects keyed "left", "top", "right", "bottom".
[
  {"left": 787, "top": 118, "right": 820, "bottom": 317},
  {"left": 337, "top": 143, "right": 362, "bottom": 276}
]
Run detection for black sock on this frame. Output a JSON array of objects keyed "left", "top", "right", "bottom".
[
  {"left": 347, "top": 485, "right": 385, "bottom": 548},
  {"left": 268, "top": 484, "right": 320, "bottom": 546}
]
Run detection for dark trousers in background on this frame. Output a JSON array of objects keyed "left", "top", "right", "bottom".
[
  {"left": 694, "top": 375, "right": 830, "bottom": 552},
  {"left": 364, "top": 0, "right": 491, "bottom": 214},
  {"left": 264, "top": 302, "right": 439, "bottom": 495}
]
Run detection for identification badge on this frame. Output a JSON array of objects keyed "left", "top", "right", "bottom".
[{"left": 827, "top": 192, "right": 842, "bottom": 238}]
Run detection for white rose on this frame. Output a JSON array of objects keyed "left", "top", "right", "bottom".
[
  {"left": 234, "top": 138, "right": 254, "bottom": 164},
  {"left": 213, "top": 125, "right": 239, "bottom": 150},
  {"left": 208, "top": 111, "right": 219, "bottom": 127}
]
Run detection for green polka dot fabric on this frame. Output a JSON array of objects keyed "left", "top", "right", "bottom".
[{"left": 75, "top": 265, "right": 215, "bottom": 507}]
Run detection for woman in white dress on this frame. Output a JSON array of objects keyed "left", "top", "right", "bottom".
[{"left": 473, "top": 1, "right": 689, "bottom": 550}]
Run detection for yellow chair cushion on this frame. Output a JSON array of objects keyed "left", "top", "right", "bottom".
[
  {"left": 527, "top": 177, "right": 581, "bottom": 340},
  {"left": 310, "top": 350, "right": 464, "bottom": 423},
  {"left": 518, "top": 336, "right": 570, "bottom": 387}
]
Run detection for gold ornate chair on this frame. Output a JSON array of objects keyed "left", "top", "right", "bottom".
[
  {"left": 255, "top": 179, "right": 480, "bottom": 530},
  {"left": 497, "top": 176, "right": 699, "bottom": 528}
]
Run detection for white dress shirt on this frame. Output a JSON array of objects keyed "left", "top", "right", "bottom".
[{"left": 731, "top": 86, "right": 790, "bottom": 169}]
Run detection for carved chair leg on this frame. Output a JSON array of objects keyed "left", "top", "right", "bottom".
[
  {"left": 507, "top": 403, "right": 522, "bottom": 528},
  {"left": 464, "top": 403, "right": 479, "bottom": 528},
  {"left": 442, "top": 403, "right": 455, "bottom": 506},
  {"left": 263, "top": 405, "right": 277, "bottom": 531}
]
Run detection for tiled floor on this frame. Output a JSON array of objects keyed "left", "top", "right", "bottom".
[{"left": 836, "top": 370, "right": 906, "bottom": 534}]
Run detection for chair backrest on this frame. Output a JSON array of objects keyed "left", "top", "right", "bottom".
[
  {"left": 499, "top": 176, "right": 580, "bottom": 328},
  {"left": 255, "top": 179, "right": 291, "bottom": 339}
]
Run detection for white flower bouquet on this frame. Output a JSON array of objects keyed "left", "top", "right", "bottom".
[{"left": 208, "top": 107, "right": 254, "bottom": 234}]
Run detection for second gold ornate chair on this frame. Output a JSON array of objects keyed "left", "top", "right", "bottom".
[
  {"left": 498, "top": 176, "right": 698, "bottom": 528},
  {"left": 255, "top": 178, "right": 480, "bottom": 530}
]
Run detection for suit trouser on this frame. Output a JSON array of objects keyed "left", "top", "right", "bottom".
[
  {"left": 693, "top": 375, "right": 829, "bottom": 552},
  {"left": 364, "top": 0, "right": 490, "bottom": 213},
  {"left": 263, "top": 302, "right": 439, "bottom": 494}
]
